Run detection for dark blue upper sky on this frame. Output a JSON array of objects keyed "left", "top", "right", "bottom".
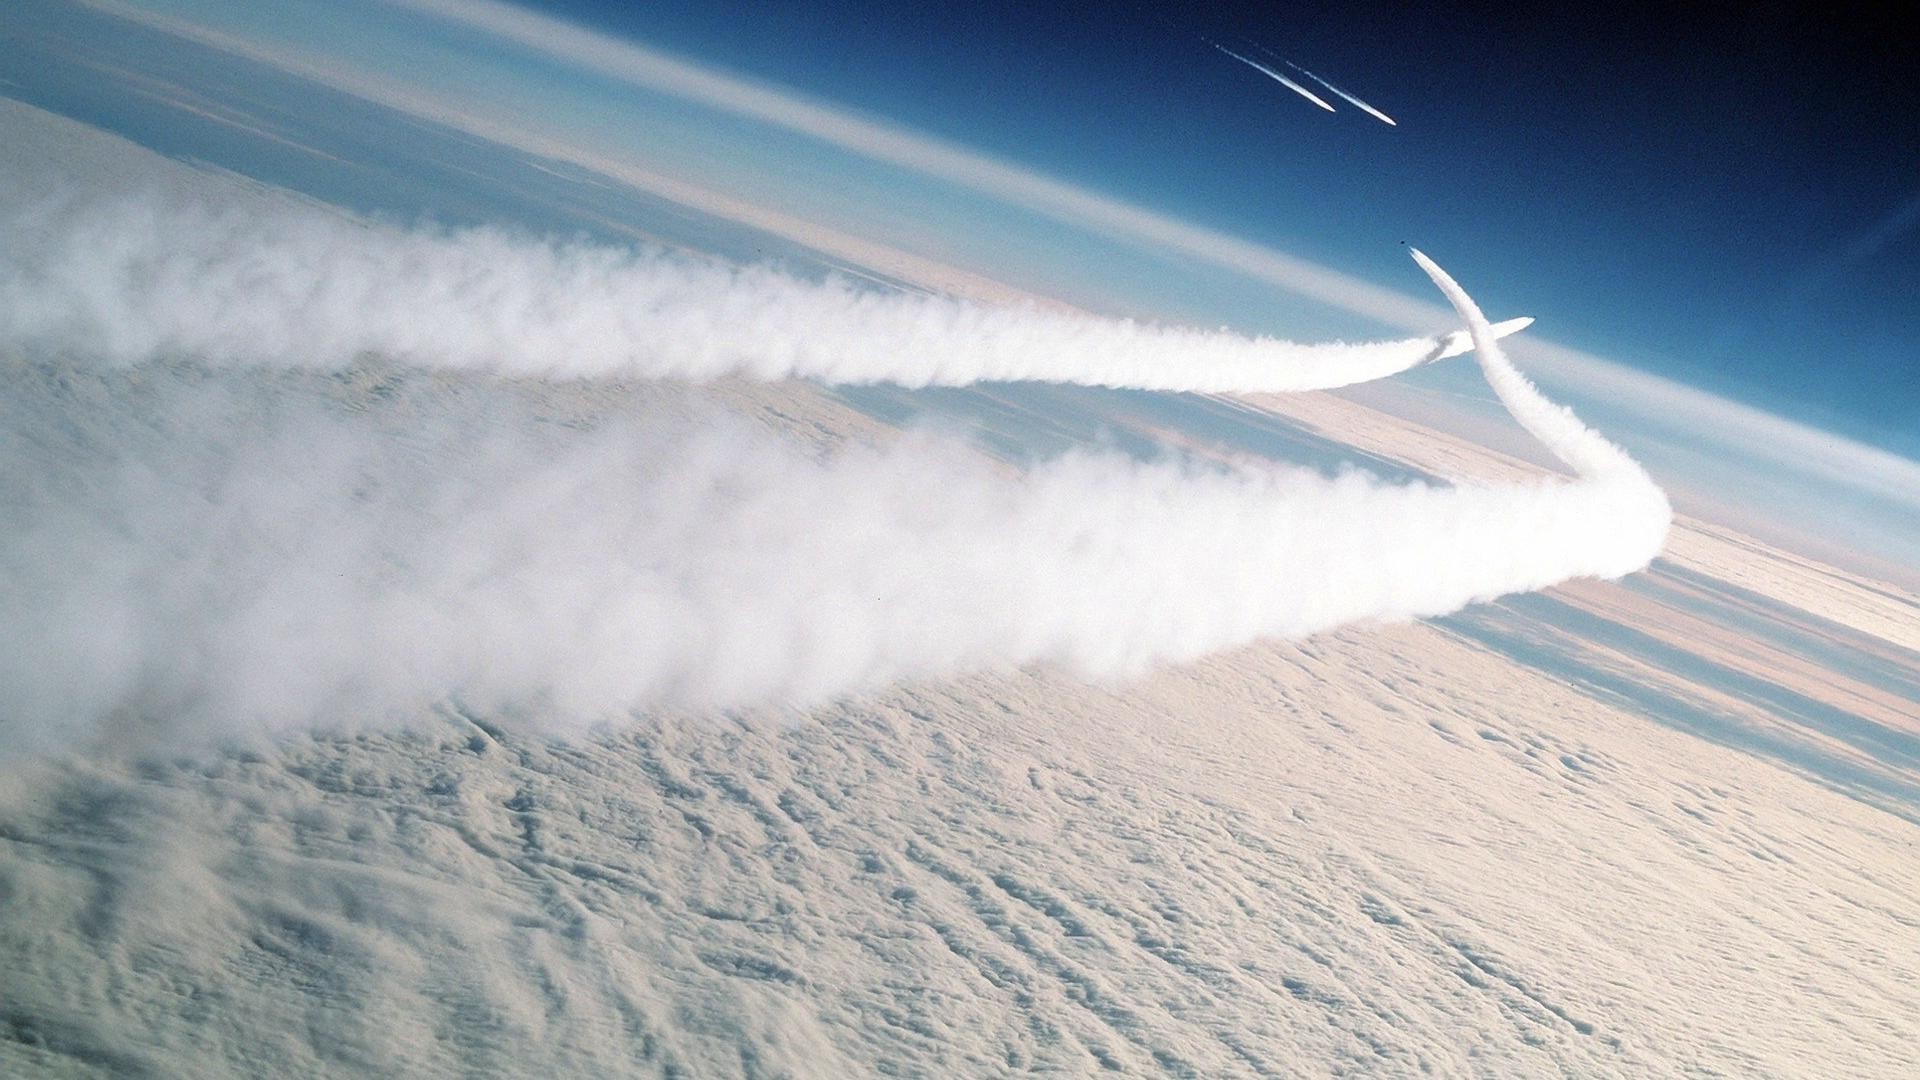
[{"left": 532, "top": 0, "right": 1919, "bottom": 456}]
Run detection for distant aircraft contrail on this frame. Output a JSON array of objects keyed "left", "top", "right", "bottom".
[
  {"left": 1210, "top": 43, "right": 1335, "bottom": 113},
  {"left": 1285, "top": 61, "right": 1398, "bottom": 126}
]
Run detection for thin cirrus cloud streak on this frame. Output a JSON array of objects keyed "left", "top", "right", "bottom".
[{"left": 0, "top": 188, "right": 1530, "bottom": 390}]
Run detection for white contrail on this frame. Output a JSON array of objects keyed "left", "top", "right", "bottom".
[
  {"left": 0, "top": 189, "right": 1527, "bottom": 393},
  {"left": 1411, "top": 248, "right": 1657, "bottom": 485},
  {"left": 1285, "top": 61, "right": 1398, "bottom": 126},
  {"left": 0, "top": 244, "right": 1665, "bottom": 752},
  {"left": 0, "top": 139, "right": 1667, "bottom": 750},
  {"left": 0, "top": 348, "right": 1668, "bottom": 749},
  {"left": 1210, "top": 44, "right": 1336, "bottom": 113}
]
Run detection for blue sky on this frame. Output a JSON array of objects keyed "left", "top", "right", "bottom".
[
  {"left": 25, "top": 0, "right": 1911, "bottom": 454},
  {"left": 3, "top": 0, "right": 1915, "bottom": 582},
  {"left": 543, "top": 0, "right": 1920, "bottom": 457}
]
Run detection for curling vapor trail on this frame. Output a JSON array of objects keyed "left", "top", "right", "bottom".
[
  {"left": 1211, "top": 44, "right": 1336, "bottom": 112},
  {"left": 1410, "top": 248, "right": 1655, "bottom": 483},
  {"left": 0, "top": 189, "right": 1526, "bottom": 393},
  {"left": 1411, "top": 247, "right": 1671, "bottom": 575},
  {"left": 1285, "top": 61, "right": 1398, "bottom": 126}
]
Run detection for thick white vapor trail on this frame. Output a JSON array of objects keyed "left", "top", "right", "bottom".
[
  {"left": 1409, "top": 247, "right": 1670, "bottom": 575},
  {"left": 1211, "top": 44, "right": 1337, "bottom": 112},
  {"left": 0, "top": 168, "right": 1668, "bottom": 751},
  {"left": 1411, "top": 249, "right": 1657, "bottom": 485},
  {"left": 0, "top": 347, "right": 1665, "bottom": 751},
  {"left": 1285, "top": 62, "right": 1399, "bottom": 126},
  {"left": 0, "top": 191, "right": 1524, "bottom": 392}
]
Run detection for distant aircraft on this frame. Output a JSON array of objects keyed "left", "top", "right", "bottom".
[
  {"left": 1281, "top": 58, "right": 1398, "bottom": 126},
  {"left": 1424, "top": 317, "right": 1536, "bottom": 365}
]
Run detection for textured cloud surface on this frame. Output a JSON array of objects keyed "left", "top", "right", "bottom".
[{"left": 3, "top": 527, "right": 1912, "bottom": 1077}]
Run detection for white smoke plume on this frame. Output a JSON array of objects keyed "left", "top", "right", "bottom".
[
  {"left": 0, "top": 172, "right": 1669, "bottom": 752},
  {"left": 0, "top": 356, "right": 1665, "bottom": 753},
  {"left": 1411, "top": 248, "right": 1658, "bottom": 486},
  {"left": 0, "top": 189, "right": 1527, "bottom": 392}
]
